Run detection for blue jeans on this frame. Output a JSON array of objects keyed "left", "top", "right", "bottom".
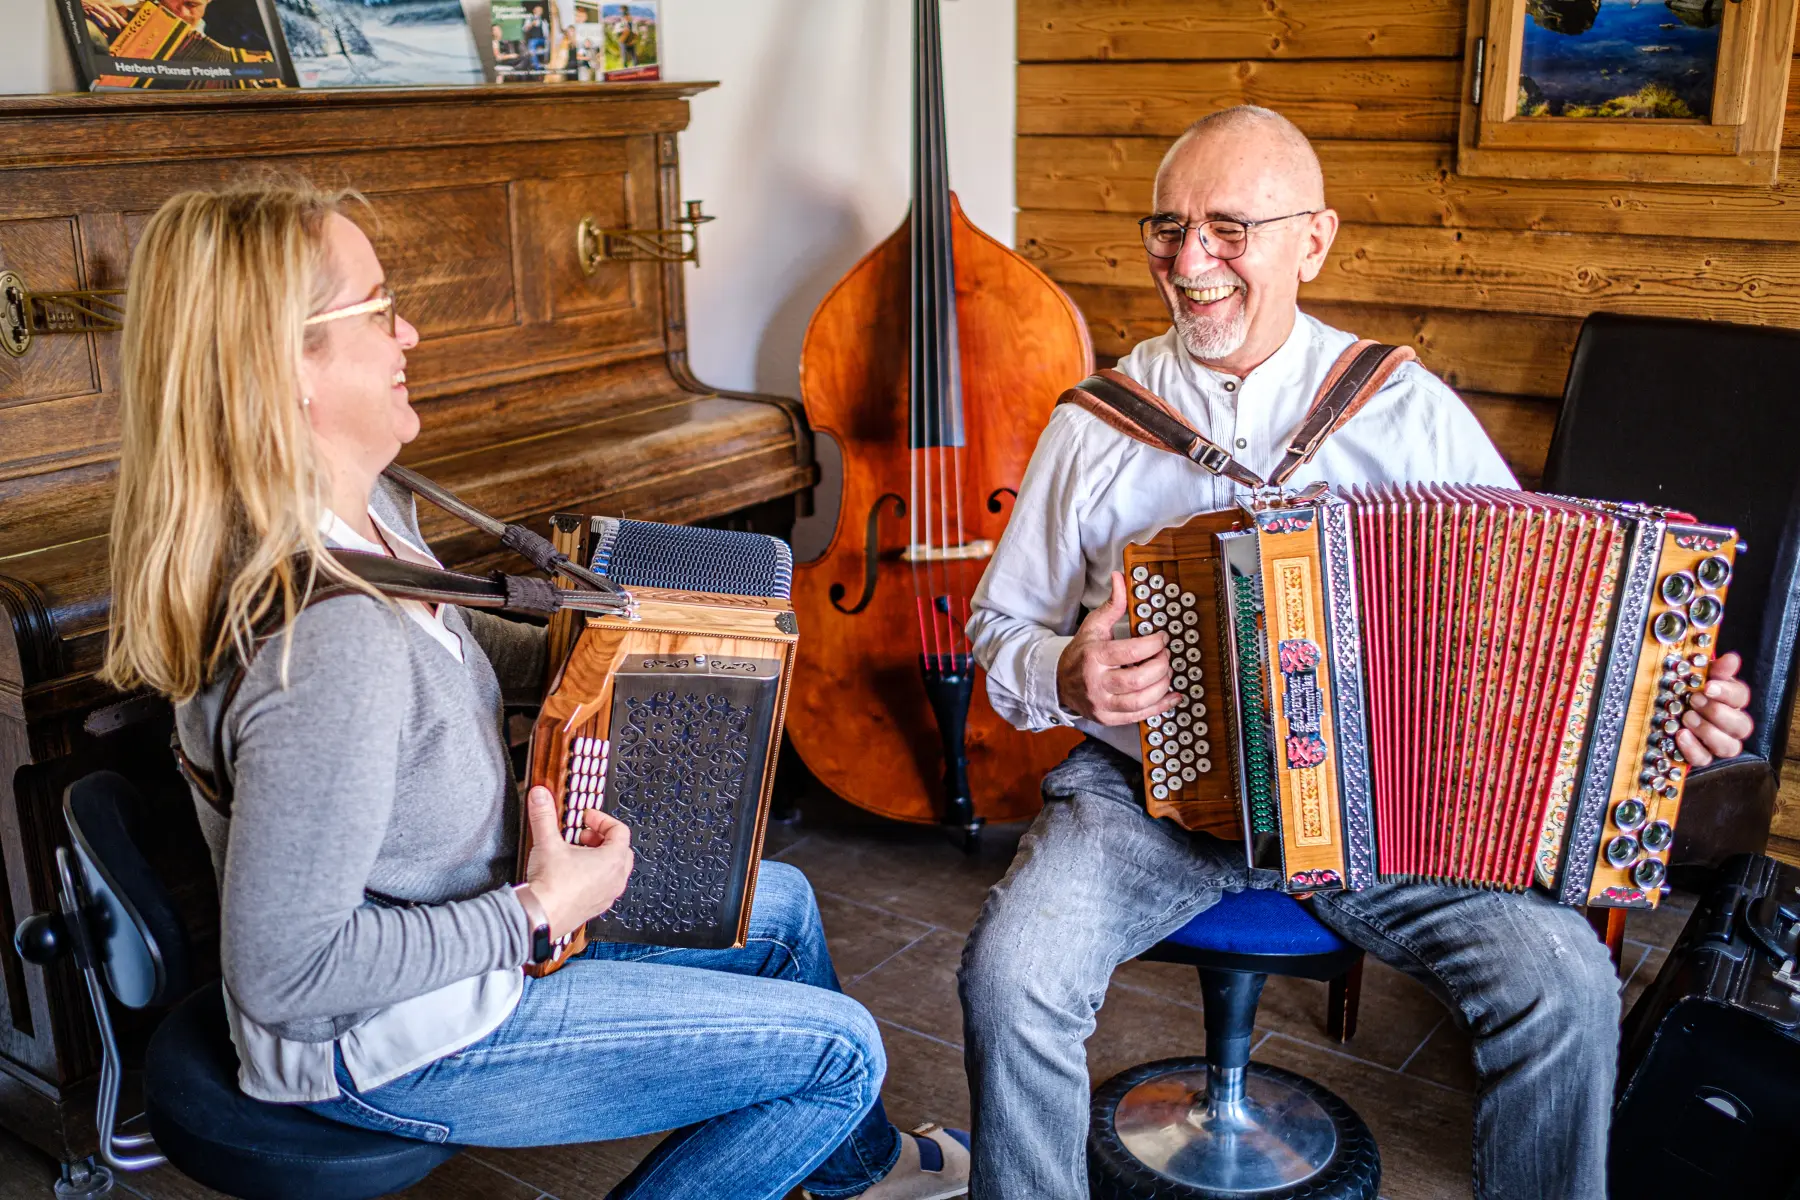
[
  {"left": 959, "top": 740, "right": 1620, "bottom": 1200},
  {"left": 305, "top": 862, "right": 901, "bottom": 1200}
]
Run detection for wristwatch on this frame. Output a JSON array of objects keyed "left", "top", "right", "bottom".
[{"left": 513, "top": 883, "right": 554, "bottom": 966}]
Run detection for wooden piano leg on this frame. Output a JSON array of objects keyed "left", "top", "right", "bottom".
[
  {"left": 1327, "top": 956, "right": 1363, "bottom": 1044},
  {"left": 1586, "top": 906, "right": 1629, "bottom": 974}
]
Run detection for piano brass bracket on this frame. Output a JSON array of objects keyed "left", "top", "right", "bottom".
[
  {"left": 1, "top": 271, "right": 126, "bottom": 358},
  {"left": 577, "top": 201, "right": 715, "bottom": 274}
]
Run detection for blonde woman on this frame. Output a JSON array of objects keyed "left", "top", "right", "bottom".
[{"left": 103, "top": 182, "right": 969, "bottom": 1200}]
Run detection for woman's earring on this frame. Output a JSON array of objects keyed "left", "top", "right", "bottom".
[{"left": 301, "top": 395, "right": 312, "bottom": 409}]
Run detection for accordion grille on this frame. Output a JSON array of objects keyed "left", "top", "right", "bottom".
[{"left": 590, "top": 518, "right": 793, "bottom": 599}]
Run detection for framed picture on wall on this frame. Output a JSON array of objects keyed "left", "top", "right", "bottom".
[{"left": 1458, "top": 0, "right": 1798, "bottom": 184}]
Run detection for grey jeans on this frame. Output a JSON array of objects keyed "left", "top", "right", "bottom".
[{"left": 958, "top": 740, "right": 1619, "bottom": 1200}]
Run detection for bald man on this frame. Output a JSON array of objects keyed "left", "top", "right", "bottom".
[{"left": 959, "top": 106, "right": 1754, "bottom": 1199}]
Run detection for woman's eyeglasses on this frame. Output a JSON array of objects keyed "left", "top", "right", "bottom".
[
  {"left": 305, "top": 286, "right": 399, "bottom": 338},
  {"left": 1138, "top": 211, "right": 1319, "bottom": 261}
]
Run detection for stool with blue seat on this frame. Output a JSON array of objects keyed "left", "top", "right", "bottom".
[
  {"left": 1088, "top": 888, "right": 1381, "bottom": 1200},
  {"left": 13, "top": 771, "right": 459, "bottom": 1200}
]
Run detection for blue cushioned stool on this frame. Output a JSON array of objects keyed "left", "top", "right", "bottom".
[
  {"left": 14, "top": 772, "right": 458, "bottom": 1199},
  {"left": 1088, "top": 889, "right": 1381, "bottom": 1200}
]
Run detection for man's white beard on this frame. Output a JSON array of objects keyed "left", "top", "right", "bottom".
[{"left": 1169, "top": 270, "right": 1249, "bottom": 361}]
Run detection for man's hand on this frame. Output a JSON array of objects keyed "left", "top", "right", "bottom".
[
  {"left": 81, "top": 0, "right": 131, "bottom": 35},
  {"left": 1056, "top": 571, "right": 1181, "bottom": 726},
  {"left": 1678, "top": 651, "right": 1754, "bottom": 768},
  {"left": 521, "top": 786, "right": 634, "bottom": 939}
]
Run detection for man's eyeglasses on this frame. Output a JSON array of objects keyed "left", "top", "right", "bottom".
[
  {"left": 305, "top": 286, "right": 399, "bottom": 338},
  {"left": 1138, "top": 211, "right": 1319, "bottom": 261}
]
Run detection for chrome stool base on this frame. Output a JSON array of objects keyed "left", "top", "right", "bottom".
[{"left": 1113, "top": 1063, "right": 1337, "bottom": 1194}]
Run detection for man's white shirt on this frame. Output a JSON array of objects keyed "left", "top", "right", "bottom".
[{"left": 965, "top": 311, "right": 1517, "bottom": 762}]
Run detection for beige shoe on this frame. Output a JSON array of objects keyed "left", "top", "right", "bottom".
[{"left": 806, "top": 1123, "right": 970, "bottom": 1200}]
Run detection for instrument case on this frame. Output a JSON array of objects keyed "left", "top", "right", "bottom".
[{"left": 1612, "top": 853, "right": 1800, "bottom": 1196}]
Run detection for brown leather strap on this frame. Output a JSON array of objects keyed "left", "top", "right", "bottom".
[
  {"left": 1269, "top": 340, "right": 1417, "bottom": 486},
  {"left": 1058, "top": 369, "right": 1267, "bottom": 488}
]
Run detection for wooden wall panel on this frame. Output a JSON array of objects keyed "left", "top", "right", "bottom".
[
  {"left": 1017, "top": 61, "right": 1462, "bottom": 141},
  {"left": 1018, "top": 135, "right": 1800, "bottom": 244},
  {"left": 1020, "top": 10, "right": 1800, "bottom": 861},
  {"left": 1018, "top": 0, "right": 1464, "bottom": 62},
  {"left": 1022, "top": 211, "right": 1800, "bottom": 327}
]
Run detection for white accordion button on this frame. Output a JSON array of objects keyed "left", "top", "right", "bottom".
[
  {"left": 1135, "top": 602, "right": 1151, "bottom": 618},
  {"left": 1147, "top": 713, "right": 1164, "bottom": 728},
  {"left": 1192, "top": 701, "right": 1208, "bottom": 718},
  {"left": 1163, "top": 582, "right": 1179, "bottom": 598},
  {"left": 1197, "top": 758, "right": 1212, "bottom": 773},
  {"left": 1178, "top": 730, "right": 1194, "bottom": 747},
  {"left": 1179, "top": 748, "right": 1195, "bottom": 764},
  {"left": 1194, "top": 721, "right": 1209, "bottom": 737},
  {"left": 1172, "top": 675, "right": 1188, "bottom": 690},
  {"left": 1150, "top": 593, "right": 1166, "bottom": 610},
  {"left": 1151, "top": 783, "right": 1169, "bottom": 799},
  {"left": 1152, "top": 611, "right": 1168, "bottom": 628},
  {"left": 1195, "top": 740, "right": 1210, "bottom": 755},
  {"left": 1147, "top": 730, "right": 1164, "bottom": 747},
  {"left": 1181, "top": 766, "right": 1198, "bottom": 782},
  {"left": 1149, "top": 573, "right": 1165, "bottom": 588},
  {"left": 1137, "top": 620, "right": 1153, "bottom": 635},
  {"left": 1134, "top": 583, "right": 1150, "bottom": 600},
  {"left": 1181, "top": 591, "right": 1196, "bottom": 607},
  {"left": 1148, "top": 748, "right": 1165, "bottom": 764},
  {"left": 1150, "top": 766, "right": 1167, "bottom": 783},
  {"left": 1132, "top": 565, "right": 1149, "bottom": 581}
]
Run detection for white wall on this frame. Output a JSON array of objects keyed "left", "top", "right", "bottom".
[{"left": 4, "top": 1, "right": 1016, "bottom": 553}]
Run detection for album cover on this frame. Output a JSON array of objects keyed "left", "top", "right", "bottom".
[
  {"left": 600, "top": 0, "right": 656, "bottom": 81},
  {"left": 56, "top": 0, "right": 289, "bottom": 90},
  {"left": 492, "top": 0, "right": 608, "bottom": 83},
  {"left": 273, "top": 0, "right": 485, "bottom": 88}
]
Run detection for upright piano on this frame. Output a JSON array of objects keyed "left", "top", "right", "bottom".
[{"left": 0, "top": 83, "right": 815, "bottom": 1164}]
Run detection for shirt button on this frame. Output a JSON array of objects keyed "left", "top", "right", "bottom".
[
  {"left": 1235, "top": 437, "right": 1248, "bottom": 450},
  {"left": 1223, "top": 380, "right": 1238, "bottom": 392}
]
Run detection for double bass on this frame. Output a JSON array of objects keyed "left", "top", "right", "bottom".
[{"left": 787, "top": 0, "right": 1091, "bottom": 841}]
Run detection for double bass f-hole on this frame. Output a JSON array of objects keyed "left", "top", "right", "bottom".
[
  {"left": 985, "top": 487, "right": 1018, "bottom": 515},
  {"left": 830, "top": 493, "right": 906, "bottom": 615}
]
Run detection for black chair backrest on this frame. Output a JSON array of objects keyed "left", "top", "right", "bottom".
[
  {"left": 1542, "top": 313, "right": 1800, "bottom": 767},
  {"left": 64, "top": 771, "right": 193, "bottom": 1009}
]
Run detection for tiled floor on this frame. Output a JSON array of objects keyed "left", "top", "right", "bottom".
[{"left": 0, "top": 791, "right": 1692, "bottom": 1200}]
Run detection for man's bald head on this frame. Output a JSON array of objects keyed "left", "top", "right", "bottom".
[
  {"left": 1144, "top": 106, "right": 1338, "bottom": 374},
  {"left": 1155, "top": 106, "right": 1325, "bottom": 212}
]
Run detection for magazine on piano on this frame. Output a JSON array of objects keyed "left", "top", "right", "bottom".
[
  {"left": 55, "top": 0, "right": 290, "bottom": 90},
  {"left": 273, "top": 0, "right": 485, "bottom": 88},
  {"left": 492, "top": 0, "right": 653, "bottom": 84}
]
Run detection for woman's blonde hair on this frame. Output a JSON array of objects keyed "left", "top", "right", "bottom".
[{"left": 103, "top": 181, "right": 369, "bottom": 701}]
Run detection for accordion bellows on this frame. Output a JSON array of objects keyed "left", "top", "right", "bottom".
[
  {"left": 524, "top": 519, "right": 799, "bottom": 973},
  {"left": 1124, "top": 485, "right": 1739, "bottom": 910}
]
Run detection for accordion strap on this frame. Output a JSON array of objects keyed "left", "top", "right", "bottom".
[
  {"left": 1058, "top": 368, "right": 1267, "bottom": 488},
  {"left": 172, "top": 549, "right": 580, "bottom": 824},
  {"left": 1056, "top": 341, "right": 1415, "bottom": 488},
  {"left": 1269, "top": 340, "right": 1417, "bottom": 486}
]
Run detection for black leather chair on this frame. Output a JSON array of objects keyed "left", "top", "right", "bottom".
[
  {"left": 1543, "top": 313, "right": 1800, "bottom": 878},
  {"left": 13, "top": 771, "right": 460, "bottom": 1199}
]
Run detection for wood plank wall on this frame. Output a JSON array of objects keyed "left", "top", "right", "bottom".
[{"left": 1016, "top": 0, "right": 1800, "bottom": 865}]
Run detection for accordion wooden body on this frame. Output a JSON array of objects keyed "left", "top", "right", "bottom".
[
  {"left": 521, "top": 518, "right": 798, "bottom": 975},
  {"left": 1123, "top": 485, "right": 1739, "bottom": 910}
]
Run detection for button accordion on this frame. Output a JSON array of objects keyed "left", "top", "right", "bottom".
[
  {"left": 1123, "top": 484, "right": 1739, "bottom": 910},
  {"left": 521, "top": 518, "right": 799, "bottom": 975}
]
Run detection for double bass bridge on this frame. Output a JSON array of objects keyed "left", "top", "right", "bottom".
[{"left": 900, "top": 540, "right": 994, "bottom": 563}]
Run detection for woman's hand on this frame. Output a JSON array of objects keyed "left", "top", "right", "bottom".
[{"left": 522, "top": 786, "right": 634, "bottom": 938}]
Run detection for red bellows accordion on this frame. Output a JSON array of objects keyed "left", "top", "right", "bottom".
[{"left": 1123, "top": 484, "right": 1739, "bottom": 910}]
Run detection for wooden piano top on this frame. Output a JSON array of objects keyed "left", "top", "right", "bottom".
[{"left": 0, "top": 83, "right": 816, "bottom": 719}]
